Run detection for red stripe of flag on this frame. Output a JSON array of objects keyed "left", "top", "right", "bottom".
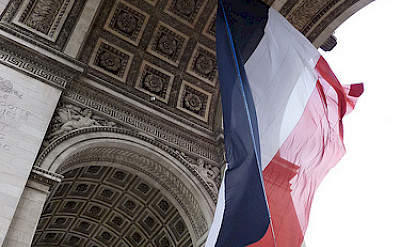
[{"left": 249, "top": 57, "right": 363, "bottom": 247}]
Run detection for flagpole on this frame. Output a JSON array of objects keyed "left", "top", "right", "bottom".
[{"left": 218, "top": 1, "right": 277, "bottom": 246}]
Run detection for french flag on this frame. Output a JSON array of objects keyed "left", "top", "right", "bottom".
[{"left": 206, "top": 0, "right": 363, "bottom": 246}]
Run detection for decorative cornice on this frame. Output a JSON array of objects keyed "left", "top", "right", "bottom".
[
  {"left": 0, "top": 35, "right": 81, "bottom": 89},
  {"left": 29, "top": 166, "right": 63, "bottom": 188}
]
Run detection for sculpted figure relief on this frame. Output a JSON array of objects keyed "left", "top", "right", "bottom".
[
  {"left": 24, "top": 0, "right": 63, "bottom": 34},
  {"left": 44, "top": 104, "right": 116, "bottom": 146},
  {"left": 195, "top": 158, "right": 220, "bottom": 193},
  {"left": 175, "top": 151, "right": 221, "bottom": 194}
]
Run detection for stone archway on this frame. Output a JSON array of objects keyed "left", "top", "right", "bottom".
[{"left": 34, "top": 127, "right": 216, "bottom": 247}]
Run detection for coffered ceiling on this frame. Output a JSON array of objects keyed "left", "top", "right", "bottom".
[
  {"left": 0, "top": 0, "right": 374, "bottom": 134},
  {"left": 76, "top": 0, "right": 373, "bottom": 132},
  {"left": 33, "top": 166, "right": 193, "bottom": 247}
]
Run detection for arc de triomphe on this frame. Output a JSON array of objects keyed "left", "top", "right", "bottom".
[{"left": 0, "top": 0, "right": 373, "bottom": 246}]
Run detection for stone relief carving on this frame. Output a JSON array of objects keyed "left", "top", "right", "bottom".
[
  {"left": 184, "top": 93, "right": 202, "bottom": 112},
  {"left": 0, "top": 40, "right": 71, "bottom": 88},
  {"left": 2, "top": 0, "right": 86, "bottom": 50},
  {"left": 177, "top": 80, "right": 212, "bottom": 122},
  {"left": 195, "top": 55, "right": 214, "bottom": 75},
  {"left": 73, "top": 0, "right": 359, "bottom": 138},
  {"left": 194, "top": 158, "right": 220, "bottom": 192},
  {"left": 77, "top": 0, "right": 219, "bottom": 129},
  {"left": 99, "top": 51, "right": 122, "bottom": 72},
  {"left": 158, "top": 34, "right": 178, "bottom": 56},
  {"left": 288, "top": 0, "right": 331, "bottom": 30},
  {"left": 89, "top": 38, "right": 134, "bottom": 82},
  {"left": 186, "top": 43, "right": 218, "bottom": 86},
  {"left": 104, "top": 0, "right": 150, "bottom": 46},
  {"left": 21, "top": 0, "right": 64, "bottom": 34},
  {"left": 301, "top": 0, "right": 340, "bottom": 34},
  {"left": 44, "top": 103, "right": 117, "bottom": 146},
  {"left": 37, "top": 123, "right": 221, "bottom": 207},
  {"left": 307, "top": 0, "right": 360, "bottom": 43},
  {"left": 11, "top": 0, "right": 77, "bottom": 42},
  {"left": 135, "top": 60, "right": 174, "bottom": 103},
  {"left": 0, "top": 77, "right": 22, "bottom": 98},
  {"left": 175, "top": 0, "right": 196, "bottom": 15},
  {"left": 147, "top": 22, "right": 189, "bottom": 66},
  {"left": 165, "top": 0, "right": 207, "bottom": 27},
  {"left": 143, "top": 74, "right": 163, "bottom": 93},
  {"left": 178, "top": 151, "right": 221, "bottom": 194}
]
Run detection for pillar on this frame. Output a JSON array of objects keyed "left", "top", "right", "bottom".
[
  {"left": 0, "top": 63, "right": 62, "bottom": 245},
  {"left": 2, "top": 167, "right": 62, "bottom": 247}
]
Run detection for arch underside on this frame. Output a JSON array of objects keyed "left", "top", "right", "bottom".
[
  {"left": 33, "top": 165, "right": 193, "bottom": 247},
  {"left": 33, "top": 128, "right": 215, "bottom": 247},
  {"left": 267, "top": 0, "right": 374, "bottom": 46}
]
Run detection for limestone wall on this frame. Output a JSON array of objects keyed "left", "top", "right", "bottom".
[{"left": 0, "top": 64, "right": 61, "bottom": 245}]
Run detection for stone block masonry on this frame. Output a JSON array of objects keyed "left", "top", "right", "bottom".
[{"left": 0, "top": 63, "right": 61, "bottom": 245}]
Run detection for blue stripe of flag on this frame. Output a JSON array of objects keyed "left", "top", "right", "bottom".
[{"left": 215, "top": 0, "right": 271, "bottom": 246}]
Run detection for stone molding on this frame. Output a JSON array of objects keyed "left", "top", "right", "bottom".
[
  {"left": 0, "top": 36, "right": 80, "bottom": 89},
  {"left": 29, "top": 166, "right": 63, "bottom": 189},
  {"left": 37, "top": 126, "right": 219, "bottom": 204},
  {"left": 63, "top": 81, "right": 223, "bottom": 165}
]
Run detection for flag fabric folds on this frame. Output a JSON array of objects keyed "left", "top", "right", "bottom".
[{"left": 206, "top": 0, "right": 364, "bottom": 246}]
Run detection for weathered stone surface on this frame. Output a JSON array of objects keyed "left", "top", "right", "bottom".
[{"left": 0, "top": 63, "right": 61, "bottom": 245}]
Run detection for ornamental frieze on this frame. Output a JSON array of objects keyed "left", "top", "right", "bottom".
[
  {"left": 61, "top": 82, "right": 222, "bottom": 165},
  {"left": 0, "top": 36, "right": 79, "bottom": 89}
]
